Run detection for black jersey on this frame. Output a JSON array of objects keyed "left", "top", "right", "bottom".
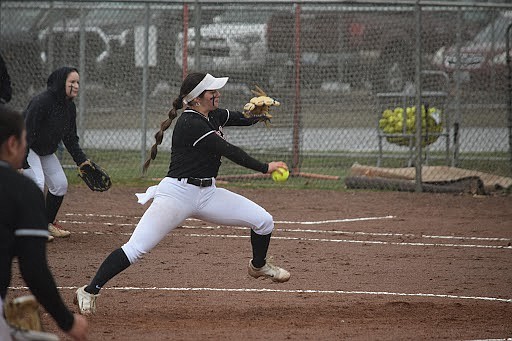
[
  {"left": 0, "top": 161, "right": 74, "bottom": 331},
  {"left": 167, "top": 108, "right": 268, "bottom": 178},
  {"left": 0, "top": 54, "right": 12, "bottom": 104},
  {"left": 23, "top": 67, "right": 87, "bottom": 165}
]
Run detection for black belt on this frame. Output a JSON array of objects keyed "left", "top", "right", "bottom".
[{"left": 179, "top": 177, "right": 213, "bottom": 187}]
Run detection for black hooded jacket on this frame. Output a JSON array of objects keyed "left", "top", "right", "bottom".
[
  {"left": 0, "top": 53, "right": 12, "bottom": 104},
  {"left": 23, "top": 66, "right": 87, "bottom": 166}
]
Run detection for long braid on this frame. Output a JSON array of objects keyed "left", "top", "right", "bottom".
[
  {"left": 142, "top": 72, "right": 207, "bottom": 174},
  {"left": 143, "top": 98, "right": 182, "bottom": 173}
]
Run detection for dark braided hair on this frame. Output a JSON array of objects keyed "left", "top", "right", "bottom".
[{"left": 143, "top": 72, "right": 207, "bottom": 173}]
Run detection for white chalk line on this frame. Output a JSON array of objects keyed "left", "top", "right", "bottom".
[
  {"left": 466, "top": 339, "right": 512, "bottom": 341},
  {"left": 8, "top": 286, "right": 512, "bottom": 304},
  {"left": 184, "top": 233, "right": 512, "bottom": 249},
  {"left": 64, "top": 213, "right": 511, "bottom": 242},
  {"left": 65, "top": 213, "right": 140, "bottom": 219},
  {"left": 66, "top": 230, "right": 511, "bottom": 250},
  {"left": 276, "top": 216, "right": 396, "bottom": 224},
  {"left": 65, "top": 213, "right": 396, "bottom": 225},
  {"left": 60, "top": 216, "right": 512, "bottom": 246}
]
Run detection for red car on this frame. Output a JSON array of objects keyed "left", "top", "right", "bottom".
[{"left": 432, "top": 10, "right": 512, "bottom": 92}]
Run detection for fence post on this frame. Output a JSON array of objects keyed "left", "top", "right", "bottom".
[
  {"left": 78, "top": 7, "right": 86, "bottom": 141},
  {"left": 452, "top": 7, "right": 462, "bottom": 168},
  {"left": 292, "top": 3, "right": 301, "bottom": 174},
  {"left": 182, "top": 4, "right": 189, "bottom": 80},
  {"left": 193, "top": 1, "right": 202, "bottom": 72},
  {"left": 414, "top": 0, "right": 423, "bottom": 192},
  {"left": 507, "top": 23, "right": 512, "bottom": 175},
  {"left": 140, "top": 3, "right": 150, "bottom": 175}
]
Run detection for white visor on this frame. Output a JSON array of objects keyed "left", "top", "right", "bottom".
[{"left": 183, "top": 73, "right": 229, "bottom": 104}]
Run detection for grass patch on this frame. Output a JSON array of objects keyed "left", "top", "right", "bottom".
[{"left": 60, "top": 148, "right": 512, "bottom": 190}]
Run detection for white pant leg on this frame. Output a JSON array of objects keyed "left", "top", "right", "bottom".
[
  {"left": 195, "top": 187, "right": 274, "bottom": 235},
  {"left": 23, "top": 149, "right": 45, "bottom": 192},
  {"left": 24, "top": 149, "right": 67, "bottom": 196},
  {"left": 40, "top": 153, "right": 67, "bottom": 196},
  {"left": 122, "top": 178, "right": 195, "bottom": 264}
]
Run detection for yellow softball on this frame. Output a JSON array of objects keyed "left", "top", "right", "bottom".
[{"left": 271, "top": 167, "right": 289, "bottom": 182}]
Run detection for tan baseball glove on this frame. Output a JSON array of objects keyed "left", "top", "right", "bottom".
[
  {"left": 243, "top": 85, "right": 280, "bottom": 127},
  {"left": 4, "top": 295, "right": 60, "bottom": 341},
  {"left": 4, "top": 295, "right": 42, "bottom": 331}
]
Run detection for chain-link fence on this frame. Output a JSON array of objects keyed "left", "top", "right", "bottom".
[{"left": 1, "top": 0, "right": 511, "bottom": 192}]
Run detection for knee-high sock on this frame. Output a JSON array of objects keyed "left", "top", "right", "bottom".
[
  {"left": 251, "top": 230, "right": 271, "bottom": 268},
  {"left": 46, "top": 192, "right": 64, "bottom": 224},
  {"left": 85, "top": 248, "right": 131, "bottom": 295}
]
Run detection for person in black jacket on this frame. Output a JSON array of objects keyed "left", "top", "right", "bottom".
[
  {"left": 0, "top": 104, "right": 88, "bottom": 340},
  {"left": 0, "top": 53, "right": 13, "bottom": 104},
  {"left": 23, "top": 66, "right": 90, "bottom": 239}
]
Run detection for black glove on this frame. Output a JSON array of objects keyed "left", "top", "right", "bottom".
[{"left": 78, "top": 160, "right": 112, "bottom": 192}]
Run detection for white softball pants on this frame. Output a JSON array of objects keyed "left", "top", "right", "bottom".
[
  {"left": 122, "top": 177, "right": 274, "bottom": 264},
  {"left": 23, "top": 149, "right": 68, "bottom": 196}
]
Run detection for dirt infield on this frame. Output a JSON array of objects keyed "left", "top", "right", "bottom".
[{"left": 8, "top": 184, "right": 512, "bottom": 340}]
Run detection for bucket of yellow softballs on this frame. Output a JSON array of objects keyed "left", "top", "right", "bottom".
[{"left": 379, "top": 105, "right": 443, "bottom": 147}]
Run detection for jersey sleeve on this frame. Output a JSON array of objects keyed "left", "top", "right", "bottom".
[
  {"left": 197, "top": 132, "right": 268, "bottom": 173},
  {"left": 62, "top": 103, "right": 87, "bottom": 166},
  {"left": 12, "top": 176, "right": 75, "bottom": 332},
  {"left": 17, "top": 238, "right": 75, "bottom": 332},
  {"left": 23, "top": 98, "right": 47, "bottom": 150},
  {"left": 15, "top": 179, "right": 49, "bottom": 238},
  {"left": 211, "top": 108, "right": 260, "bottom": 127}
]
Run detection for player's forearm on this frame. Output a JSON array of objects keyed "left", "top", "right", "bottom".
[
  {"left": 17, "top": 239, "right": 75, "bottom": 332},
  {"left": 221, "top": 144, "right": 268, "bottom": 173},
  {"left": 201, "top": 133, "right": 268, "bottom": 173},
  {"left": 62, "top": 137, "right": 87, "bottom": 166},
  {"left": 226, "top": 110, "right": 260, "bottom": 126}
]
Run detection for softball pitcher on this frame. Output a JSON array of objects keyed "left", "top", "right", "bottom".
[{"left": 75, "top": 72, "right": 290, "bottom": 315}]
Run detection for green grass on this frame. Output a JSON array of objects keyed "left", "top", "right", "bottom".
[{"left": 61, "top": 148, "right": 512, "bottom": 190}]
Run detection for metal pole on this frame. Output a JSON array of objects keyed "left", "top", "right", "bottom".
[
  {"left": 78, "top": 7, "right": 86, "bottom": 140},
  {"left": 506, "top": 23, "right": 512, "bottom": 175},
  {"left": 414, "top": 0, "right": 422, "bottom": 192},
  {"left": 292, "top": 4, "right": 301, "bottom": 174},
  {"left": 194, "top": 0, "right": 201, "bottom": 72},
  {"left": 48, "top": 2, "right": 55, "bottom": 75},
  {"left": 490, "top": 10, "right": 496, "bottom": 94},
  {"left": 452, "top": 7, "right": 462, "bottom": 167},
  {"left": 182, "top": 4, "right": 189, "bottom": 80},
  {"left": 141, "top": 4, "right": 150, "bottom": 175}
]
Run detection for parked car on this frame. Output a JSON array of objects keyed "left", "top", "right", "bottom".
[
  {"left": 431, "top": 10, "right": 512, "bottom": 92},
  {"left": 265, "top": 4, "right": 496, "bottom": 93},
  {"left": 1, "top": 5, "right": 124, "bottom": 95},
  {"left": 38, "top": 21, "right": 114, "bottom": 84},
  {"left": 2, "top": 4, "right": 183, "bottom": 97},
  {"left": 36, "top": 9, "right": 162, "bottom": 91},
  {"left": 174, "top": 10, "right": 272, "bottom": 84},
  {"left": 73, "top": 7, "right": 182, "bottom": 93},
  {"left": 0, "top": 6, "right": 46, "bottom": 107}
]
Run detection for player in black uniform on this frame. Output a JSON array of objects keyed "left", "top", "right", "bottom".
[
  {"left": 0, "top": 104, "right": 88, "bottom": 340},
  {"left": 0, "top": 53, "right": 12, "bottom": 105},
  {"left": 74, "top": 72, "right": 290, "bottom": 315},
  {"left": 23, "top": 66, "right": 91, "bottom": 239}
]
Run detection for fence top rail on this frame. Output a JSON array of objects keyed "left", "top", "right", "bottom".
[{"left": 2, "top": 0, "right": 512, "bottom": 9}]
